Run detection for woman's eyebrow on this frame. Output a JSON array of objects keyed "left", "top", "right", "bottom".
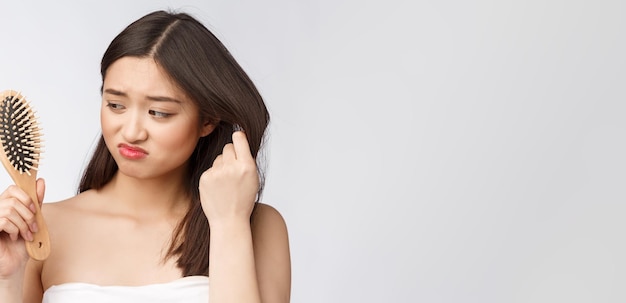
[
  {"left": 103, "top": 88, "right": 181, "bottom": 103},
  {"left": 146, "top": 95, "right": 182, "bottom": 103},
  {"left": 103, "top": 88, "right": 126, "bottom": 96}
]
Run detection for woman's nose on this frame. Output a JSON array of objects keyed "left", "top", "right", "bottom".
[{"left": 121, "top": 112, "right": 148, "bottom": 143}]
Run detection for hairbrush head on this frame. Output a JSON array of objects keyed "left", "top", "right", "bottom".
[{"left": 0, "top": 91, "right": 42, "bottom": 175}]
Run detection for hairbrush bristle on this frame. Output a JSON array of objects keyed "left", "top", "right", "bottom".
[{"left": 0, "top": 92, "right": 42, "bottom": 176}]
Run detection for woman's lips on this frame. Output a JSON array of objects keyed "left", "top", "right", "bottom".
[{"left": 118, "top": 144, "right": 148, "bottom": 160}]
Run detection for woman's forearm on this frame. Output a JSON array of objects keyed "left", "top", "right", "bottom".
[
  {"left": 0, "top": 275, "right": 23, "bottom": 303},
  {"left": 209, "top": 219, "right": 261, "bottom": 303}
]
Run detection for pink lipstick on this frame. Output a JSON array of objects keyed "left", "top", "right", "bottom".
[{"left": 118, "top": 144, "right": 148, "bottom": 160}]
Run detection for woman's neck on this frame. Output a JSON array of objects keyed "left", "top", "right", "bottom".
[{"left": 97, "top": 172, "right": 191, "bottom": 220}]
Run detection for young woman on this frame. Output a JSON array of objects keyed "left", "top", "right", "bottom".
[{"left": 0, "top": 10, "right": 291, "bottom": 303}]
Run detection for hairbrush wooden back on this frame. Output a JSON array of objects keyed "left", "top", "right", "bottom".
[{"left": 0, "top": 90, "right": 50, "bottom": 260}]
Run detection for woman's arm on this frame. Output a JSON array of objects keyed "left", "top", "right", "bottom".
[
  {"left": 0, "top": 179, "right": 46, "bottom": 303},
  {"left": 209, "top": 204, "right": 291, "bottom": 303},
  {"left": 208, "top": 203, "right": 290, "bottom": 303},
  {"left": 200, "top": 131, "right": 291, "bottom": 303},
  {"left": 0, "top": 259, "right": 43, "bottom": 303},
  {"left": 22, "top": 250, "right": 44, "bottom": 302},
  {"left": 208, "top": 215, "right": 261, "bottom": 303},
  {"left": 0, "top": 274, "right": 23, "bottom": 302}
]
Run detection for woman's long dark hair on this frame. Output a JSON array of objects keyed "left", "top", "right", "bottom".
[{"left": 78, "top": 10, "right": 270, "bottom": 276}]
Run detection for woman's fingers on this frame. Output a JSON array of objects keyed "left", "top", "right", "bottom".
[
  {"left": 0, "top": 201, "right": 33, "bottom": 241},
  {"left": 0, "top": 186, "right": 37, "bottom": 226},
  {"left": 212, "top": 154, "right": 224, "bottom": 168},
  {"left": 231, "top": 131, "right": 253, "bottom": 161},
  {"left": 36, "top": 178, "right": 45, "bottom": 207},
  {"left": 0, "top": 218, "right": 20, "bottom": 241},
  {"left": 0, "top": 185, "right": 31, "bottom": 204},
  {"left": 222, "top": 143, "right": 236, "bottom": 162},
  {"left": 217, "top": 131, "right": 252, "bottom": 164},
  {"left": 0, "top": 185, "right": 39, "bottom": 242}
]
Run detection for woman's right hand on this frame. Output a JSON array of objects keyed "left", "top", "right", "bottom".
[{"left": 0, "top": 178, "right": 44, "bottom": 280}]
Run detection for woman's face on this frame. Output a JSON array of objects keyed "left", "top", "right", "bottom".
[{"left": 101, "top": 56, "right": 214, "bottom": 180}]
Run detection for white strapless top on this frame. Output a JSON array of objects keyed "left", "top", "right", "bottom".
[{"left": 42, "top": 276, "right": 209, "bottom": 303}]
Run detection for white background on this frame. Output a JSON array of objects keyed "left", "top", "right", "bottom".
[{"left": 1, "top": 1, "right": 625, "bottom": 302}]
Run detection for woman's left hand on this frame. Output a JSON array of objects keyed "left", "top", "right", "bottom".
[{"left": 199, "top": 130, "right": 259, "bottom": 227}]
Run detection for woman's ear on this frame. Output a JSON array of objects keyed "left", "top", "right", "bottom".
[{"left": 200, "top": 120, "right": 217, "bottom": 137}]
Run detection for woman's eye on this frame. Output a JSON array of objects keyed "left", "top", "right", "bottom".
[
  {"left": 149, "top": 109, "right": 172, "bottom": 118},
  {"left": 106, "top": 102, "right": 125, "bottom": 110}
]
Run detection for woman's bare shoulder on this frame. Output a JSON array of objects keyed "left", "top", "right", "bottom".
[
  {"left": 251, "top": 202, "right": 289, "bottom": 247},
  {"left": 251, "top": 203, "right": 291, "bottom": 301},
  {"left": 41, "top": 190, "right": 99, "bottom": 221},
  {"left": 252, "top": 203, "right": 288, "bottom": 230}
]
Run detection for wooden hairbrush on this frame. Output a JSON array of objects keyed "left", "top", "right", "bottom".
[{"left": 0, "top": 90, "right": 50, "bottom": 260}]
